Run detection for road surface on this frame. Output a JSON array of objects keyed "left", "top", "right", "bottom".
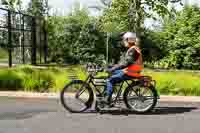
[{"left": 0, "top": 97, "right": 200, "bottom": 133}]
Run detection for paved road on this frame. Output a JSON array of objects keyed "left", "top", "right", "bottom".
[{"left": 0, "top": 97, "right": 200, "bottom": 133}]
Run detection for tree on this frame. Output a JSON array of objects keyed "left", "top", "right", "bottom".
[
  {"left": 27, "top": 0, "right": 45, "bottom": 16},
  {"left": 100, "top": 0, "right": 182, "bottom": 45},
  {"left": 47, "top": 8, "right": 106, "bottom": 64},
  {"left": 151, "top": 5, "right": 200, "bottom": 70},
  {"left": 1, "top": 0, "right": 22, "bottom": 10}
]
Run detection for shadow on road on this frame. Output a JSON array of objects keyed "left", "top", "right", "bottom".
[
  {"left": 150, "top": 107, "right": 198, "bottom": 115},
  {"left": 83, "top": 106, "right": 198, "bottom": 115}
]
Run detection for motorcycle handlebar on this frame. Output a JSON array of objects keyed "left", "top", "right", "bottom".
[{"left": 85, "top": 63, "right": 105, "bottom": 73}]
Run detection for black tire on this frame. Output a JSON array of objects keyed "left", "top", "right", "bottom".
[
  {"left": 60, "top": 80, "right": 94, "bottom": 113},
  {"left": 124, "top": 84, "right": 158, "bottom": 114}
]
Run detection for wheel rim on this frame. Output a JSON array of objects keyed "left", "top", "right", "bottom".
[
  {"left": 127, "top": 86, "right": 155, "bottom": 112},
  {"left": 62, "top": 83, "right": 90, "bottom": 112}
]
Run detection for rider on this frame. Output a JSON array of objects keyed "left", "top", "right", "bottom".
[{"left": 104, "top": 32, "right": 143, "bottom": 105}]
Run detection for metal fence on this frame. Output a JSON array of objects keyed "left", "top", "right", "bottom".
[{"left": 0, "top": 7, "right": 48, "bottom": 67}]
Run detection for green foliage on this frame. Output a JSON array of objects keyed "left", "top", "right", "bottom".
[
  {"left": 23, "top": 76, "right": 41, "bottom": 92},
  {"left": 73, "top": 65, "right": 87, "bottom": 80},
  {"left": 0, "top": 65, "right": 200, "bottom": 96},
  {"left": 27, "top": 0, "right": 45, "bottom": 16},
  {"left": 0, "top": 68, "right": 23, "bottom": 90},
  {"left": 0, "top": 48, "right": 8, "bottom": 59},
  {"left": 48, "top": 8, "right": 106, "bottom": 64},
  {"left": 99, "top": 0, "right": 130, "bottom": 32},
  {"left": 1, "top": 0, "right": 22, "bottom": 10},
  {"left": 140, "top": 31, "right": 167, "bottom": 62},
  {"left": 99, "top": 0, "right": 181, "bottom": 33},
  {"left": 154, "top": 6, "right": 200, "bottom": 70},
  {"left": 0, "top": 65, "right": 83, "bottom": 92},
  {"left": 20, "top": 66, "right": 68, "bottom": 92},
  {"left": 144, "top": 70, "right": 200, "bottom": 96}
]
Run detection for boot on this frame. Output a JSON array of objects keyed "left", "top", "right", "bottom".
[
  {"left": 102, "top": 95, "right": 114, "bottom": 108},
  {"left": 105, "top": 95, "right": 112, "bottom": 105},
  {"left": 101, "top": 94, "right": 110, "bottom": 103}
]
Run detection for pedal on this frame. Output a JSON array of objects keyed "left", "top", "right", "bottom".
[
  {"left": 108, "top": 103, "right": 115, "bottom": 108},
  {"left": 95, "top": 101, "right": 104, "bottom": 111}
]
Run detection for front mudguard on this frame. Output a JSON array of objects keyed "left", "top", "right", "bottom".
[{"left": 72, "top": 80, "right": 94, "bottom": 109}]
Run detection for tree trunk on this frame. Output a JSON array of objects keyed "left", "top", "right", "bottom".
[
  {"left": 128, "top": 0, "right": 136, "bottom": 31},
  {"left": 128, "top": 0, "right": 142, "bottom": 46},
  {"left": 135, "top": 0, "right": 142, "bottom": 46}
]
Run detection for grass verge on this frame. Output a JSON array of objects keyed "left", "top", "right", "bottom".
[{"left": 0, "top": 65, "right": 200, "bottom": 96}]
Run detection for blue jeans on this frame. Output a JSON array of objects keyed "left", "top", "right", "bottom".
[{"left": 106, "top": 70, "right": 133, "bottom": 96}]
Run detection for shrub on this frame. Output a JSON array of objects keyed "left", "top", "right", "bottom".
[
  {"left": 0, "top": 65, "right": 200, "bottom": 96},
  {"left": 144, "top": 70, "right": 200, "bottom": 96},
  {"left": 0, "top": 69, "right": 23, "bottom": 90},
  {"left": 22, "top": 76, "right": 41, "bottom": 92}
]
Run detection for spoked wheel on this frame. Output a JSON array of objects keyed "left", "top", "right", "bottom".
[
  {"left": 124, "top": 85, "right": 158, "bottom": 113},
  {"left": 60, "top": 80, "right": 94, "bottom": 113}
]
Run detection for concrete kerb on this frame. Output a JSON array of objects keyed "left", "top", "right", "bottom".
[{"left": 1, "top": 91, "right": 200, "bottom": 102}]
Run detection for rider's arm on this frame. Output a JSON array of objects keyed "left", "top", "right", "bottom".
[{"left": 110, "top": 48, "right": 136, "bottom": 71}]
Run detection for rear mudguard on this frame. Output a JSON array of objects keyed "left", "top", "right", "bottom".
[{"left": 150, "top": 80, "right": 160, "bottom": 99}]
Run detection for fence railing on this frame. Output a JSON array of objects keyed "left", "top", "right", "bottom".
[{"left": 0, "top": 7, "right": 48, "bottom": 67}]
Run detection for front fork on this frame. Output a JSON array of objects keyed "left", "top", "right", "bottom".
[{"left": 74, "top": 76, "right": 95, "bottom": 109}]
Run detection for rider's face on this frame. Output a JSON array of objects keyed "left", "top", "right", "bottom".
[
  {"left": 124, "top": 41, "right": 129, "bottom": 47},
  {"left": 122, "top": 38, "right": 136, "bottom": 48},
  {"left": 123, "top": 38, "right": 129, "bottom": 48}
]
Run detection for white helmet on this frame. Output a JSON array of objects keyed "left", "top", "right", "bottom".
[{"left": 123, "top": 32, "right": 137, "bottom": 43}]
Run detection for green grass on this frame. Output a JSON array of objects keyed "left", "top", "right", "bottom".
[
  {"left": 0, "top": 65, "right": 71, "bottom": 92},
  {"left": 143, "top": 70, "right": 200, "bottom": 96},
  {"left": 0, "top": 65, "right": 200, "bottom": 96}
]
